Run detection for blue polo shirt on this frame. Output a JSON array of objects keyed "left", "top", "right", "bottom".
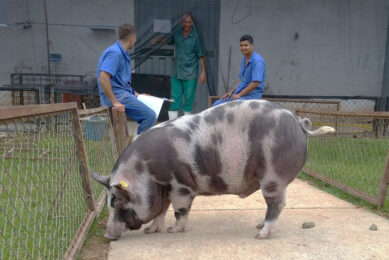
[
  {"left": 97, "top": 41, "right": 135, "bottom": 106},
  {"left": 234, "top": 51, "right": 266, "bottom": 98}
]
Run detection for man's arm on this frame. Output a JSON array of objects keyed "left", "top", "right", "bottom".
[
  {"left": 98, "top": 71, "right": 125, "bottom": 113},
  {"left": 231, "top": 81, "right": 259, "bottom": 101},
  {"left": 199, "top": 56, "right": 206, "bottom": 84},
  {"left": 150, "top": 37, "right": 168, "bottom": 45},
  {"left": 221, "top": 80, "right": 240, "bottom": 100}
]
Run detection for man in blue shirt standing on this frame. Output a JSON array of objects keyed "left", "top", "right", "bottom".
[
  {"left": 97, "top": 24, "right": 157, "bottom": 134},
  {"left": 213, "top": 34, "right": 266, "bottom": 106}
]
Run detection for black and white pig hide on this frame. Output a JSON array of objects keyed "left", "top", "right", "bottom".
[{"left": 92, "top": 100, "right": 335, "bottom": 240}]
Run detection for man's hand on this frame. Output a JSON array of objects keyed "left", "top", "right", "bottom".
[
  {"left": 151, "top": 37, "right": 167, "bottom": 45},
  {"left": 135, "top": 92, "right": 150, "bottom": 98},
  {"left": 113, "top": 102, "right": 125, "bottom": 113},
  {"left": 231, "top": 94, "right": 241, "bottom": 101},
  {"left": 199, "top": 71, "right": 206, "bottom": 84},
  {"left": 221, "top": 91, "right": 232, "bottom": 100},
  {"left": 150, "top": 37, "right": 157, "bottom": 45}
]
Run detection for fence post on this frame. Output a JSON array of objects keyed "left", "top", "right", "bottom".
[
  {"left": 375, "top": 97, "right": 386, "bottom": 137},
  {"left": 377, "top": 147, "right": 389, "bottom": 208},
  {"left": 110, "top": 107, "right": 130, "bottom": 155},
  {"left": 71, "top": 107, "right": 95, "bottom": 211},
  {"left": 335, "top": 101, "right": 340, "bottom": 132}
]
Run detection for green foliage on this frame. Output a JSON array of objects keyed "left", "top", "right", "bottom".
[
  {"left": 0, "top": 131, "right": 115, "bottom": 259},
  {"left": 303, "top": 136, "right": 389, "bottom": 213}
]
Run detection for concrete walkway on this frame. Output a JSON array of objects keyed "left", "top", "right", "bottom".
[{"left": 107, "top": 179, "right": 389, "bottom": 259}]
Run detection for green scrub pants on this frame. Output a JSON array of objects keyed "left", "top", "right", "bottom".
[{"left": 169, "top": 76, "right": 197, "bottom": 112}]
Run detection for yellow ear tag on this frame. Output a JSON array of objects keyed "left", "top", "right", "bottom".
[{"left": 120, "top": 180, "right": 128, "bottom": 188}]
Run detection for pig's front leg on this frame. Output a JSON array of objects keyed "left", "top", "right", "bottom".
[
  {"left": 167, "top": 190, "right": 194, "bottom": 233},
  {"left": 144, "top": 197, "right": 171, "bottom": 234}
]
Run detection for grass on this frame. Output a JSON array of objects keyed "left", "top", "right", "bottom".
[
  {"left": 304, "top": 135, "right": 389, "bottom": 213},
  {"left": 0, "top": 128, "right": 115, "bottom": 259},
  {"left": 77, "top": 206, "right": 109, "bottom": 260},
  {"left": 298, "top": 172, "right": 389, "bottom": 215},
  {"left": 0, "top": 146, "right": 86, "bottom": 259}
]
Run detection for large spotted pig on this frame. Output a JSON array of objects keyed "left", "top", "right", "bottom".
[{"left": 92, "top": 100, "right": 335, "bottom": 240}]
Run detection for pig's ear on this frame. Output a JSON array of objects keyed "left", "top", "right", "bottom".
[
  {"left": 111, "top": 179, "right": 134, "bottom": 201},
  {"left": 91, "top": 172, "right": 110, "bottom": 188},
  {"left": 110, "top": 172, "right": 134, "bottom": 190}
]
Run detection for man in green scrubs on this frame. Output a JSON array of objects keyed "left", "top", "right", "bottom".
[{"left": 167, "top": 13, "right": 206, "bottom": 120}]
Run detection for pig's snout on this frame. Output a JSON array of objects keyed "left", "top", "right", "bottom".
[{"left": 104, "top": 232, "right": 120, "bottom": 241}]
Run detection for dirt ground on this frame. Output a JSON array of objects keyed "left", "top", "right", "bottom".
[{"left": 78, "top": 217, "right": 109, "bottom": 260}]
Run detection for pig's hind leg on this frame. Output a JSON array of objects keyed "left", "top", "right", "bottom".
[{"left": 256, "top": 181, "right": 286, "bottom": 239}]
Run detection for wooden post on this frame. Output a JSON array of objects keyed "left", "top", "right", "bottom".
[
  {"left": 111, "top": 107, "right": 130, "bottom": 155},
  {"left": 19, "top": 91, "right": 24, "bottom": 105},
  {"left": 375, "top": 97, "right": 386, "bottom": 138},
  {"left": 208, "top": 96, "right": 219, "bottom": 108},
  {"left": 111, "top": 108, "right": 121, "bottom": 154},
  {"left": 377, "top": 147, "right": 389, "bottom": 208},
  {"left": 71, "top": 107, "right": 95, "bottom": 211},
  {"left": 11, "top": 91, "right": 15, "bottom": 105},
  {"left": 43, "top": 0, "right": 54, "bottom": 103},
  {"left": 335, "top": 101, "right": 340, "bottom": 132},
  {"left": 19, "top": 74, "right": 24, "bottom": 105}
]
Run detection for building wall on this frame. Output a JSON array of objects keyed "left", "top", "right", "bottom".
[
  {"left": 1, "top": 0, "right": 389, "bottom": 107},
  {"left": 0, "top": 0, "right": 134, "bottom": 105},
  {"left": 218, "top": 0, "right": 389, "bottom": 97}
]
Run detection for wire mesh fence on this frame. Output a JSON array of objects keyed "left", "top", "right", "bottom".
[
  {"left": 78, "top": 107, "right": 118, "bottom": 201},
  {"left": 0, "top": 103, "right": 119, "bottom": 259},
  {"left": 1, "top": 99, "right": 388, "bottom": 258},
  {"left": 264, "top": 98, "right": 340, "bottom": 112},
  {"left": 208, "top": 96, "right": 386, "bottom": 114},
  {"left": 296, "top": 109, "right": 389, "bottom": 208}
]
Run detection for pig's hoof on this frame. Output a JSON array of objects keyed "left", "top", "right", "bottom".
[
  {"left": 255, "top": 229, "right": 270, "bottom": 239},
  {"left": 144, "top": 226, "right": 162, "bottom": 234},
  {"left": 256, "top": 222, "right": 264, "bottom": 230},
  {"left": 167, "top": 225, "right": 185, "bottom": 233}
]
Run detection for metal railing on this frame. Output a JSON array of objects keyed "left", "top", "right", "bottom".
[{"left": 0, "top": 73, "right": 98, "bottom": 106}]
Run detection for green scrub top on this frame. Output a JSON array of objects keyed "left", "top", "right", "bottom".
[{"left": 168, "top": 26, "right": 204, "bottom": 80}]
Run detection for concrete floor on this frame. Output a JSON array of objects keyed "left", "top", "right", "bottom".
[{"left": 107, "top": 179, "right": 389, "bottom": 259}]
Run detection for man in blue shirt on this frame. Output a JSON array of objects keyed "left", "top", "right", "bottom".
[
  {"left": 213, "top": 34, "right": 266, "bottom": 106},
  {"left": 97, "top": 24, "right": 157, "bottom": 134}
]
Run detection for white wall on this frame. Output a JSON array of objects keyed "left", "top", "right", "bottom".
[
  {"left": 218, "top": 0, "right": 389, "bottom": 97},
  {"left": 0, "top": 0, "right": 135, "bottom": 105}
]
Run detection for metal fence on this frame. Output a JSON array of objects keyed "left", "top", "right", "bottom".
[
  {"left": 0, "top": 103, "right": 129, "bottom": 259},
  {"left": 208, "top": 96, "right": 386, "bottom": 113},
  {"left": 296, "top": 109, "right": 389, "bottom": 208},
  {"left": 264, "top": 98, "right": 340, "bottom": 112},
  {"left": 0, "top": 73, "right": 98, "bottom": 107}
]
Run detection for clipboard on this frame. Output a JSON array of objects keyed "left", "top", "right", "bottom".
[{"left": 137, "top": 95, "right": 173, "bottom": 117}]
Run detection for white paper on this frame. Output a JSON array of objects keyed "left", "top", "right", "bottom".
[
  {"left": 137, "top": 95, "right": 165, "bottom": 117},
  {"left": 153, "top": 19, "right": 171, "bottom": 33}
]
